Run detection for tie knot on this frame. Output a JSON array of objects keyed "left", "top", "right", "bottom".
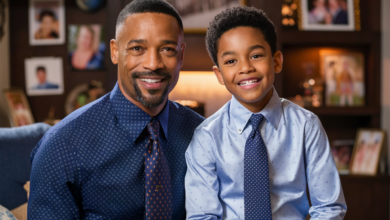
[
  {"left": 147, "top": 118, "right": 160, "bottom": 140},
  {"left": 250, "top": 114, "right": 264, "bottom": 130}
]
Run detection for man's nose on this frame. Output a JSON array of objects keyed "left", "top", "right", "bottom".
[{"left": 142, "top": 49, "right": 164, "bottom": 71}]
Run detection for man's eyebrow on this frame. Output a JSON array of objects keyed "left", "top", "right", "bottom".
[
  {"left": 221, "top": 51, "right": 236, "bottom": 58},
  {"left": 161, "top": 40, "right": 178, "bottom": 45},
  {"left": 126, "top": 39, "right": 147, "bottom": 47},
  {"left": 249, "top": 45, "right": 265, "bottom": 51}
]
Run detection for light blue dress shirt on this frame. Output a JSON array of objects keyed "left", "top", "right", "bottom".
[{"left": 185, "top": 87, "right": 347, "bottom": 220}]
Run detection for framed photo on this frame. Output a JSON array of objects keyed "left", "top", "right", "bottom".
[
  {"left": 29, "top": 0, "right": 65, "bottom": 45},
  {"left": 65, "top": 81, "right": 105, "bottom": 115},
  {"left": 299, "top": 0, "right": 360, "bottom": 31},
  {"left": 25, "top": 57, "right": 64, "bottom": 96},
  {"left": 165, "top": 0, "right": 247, "bottom": 33},
  {"left": 3, "top": 89, "right": 35, "bottom": 127},
  {"left": 68, "top": 24, "right": 105, "bottom": 70},
  {"left": 331, "top": 139, "right": 354, "bottom": 174},
  {"left": 350, "top": 129, "right": 386, "bottom": 176},
  {"left": 320, "top": 50, "right": 364, "bottom": 106}
]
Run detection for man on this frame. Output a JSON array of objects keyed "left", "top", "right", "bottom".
[
  {"left": 32, "top": 66, "right": 59, "bottom": 89},
  {"left": 328, "top": 0, "right": 348, "bottom": 24},
  {"left": 28, "top": 1, "right": 204, "bottom": 219}
]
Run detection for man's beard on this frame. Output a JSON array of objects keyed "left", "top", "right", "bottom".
[{"left": 131, "top": 71, "right": 172, "bottom": 108}]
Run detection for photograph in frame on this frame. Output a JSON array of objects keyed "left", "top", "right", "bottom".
[
  {"left": 331, "top": 139, "right": 354, "bottom": 174},
  {"left": 320, "top": 50, "right": 365, "bottom": 106},
  {"left": 299, "top": 0, "right": 358, "bottom": 31},
  {"left": 165, "top": 0, "right": 247, "bottom": 33},
  {"left": 350, "top": 129, "right": 386, "bottom": 176},
  {"left": 29, "top": 0, "right": 65, "bottom": 45},
  {"left": 68, "top": 24, "right": 106, "bottom": 71},
  {"left": 25, "top": 57, "right": 64, "bottom": 96},
  {"left": 3, "top": 90, "right": 35, "bottom": 127}
]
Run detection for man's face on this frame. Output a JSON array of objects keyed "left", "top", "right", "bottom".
[
  {"left": 213, "top": 27, "right": 283, "bottom": 108},
  {"left": 111, "top": 13, "right": 185, "bottom": 108},
  {"left": 37, "top": 70, "right": 46, "bottom": 84},
  {"left": 41, "top": 15, "right": 55, "bottom": 36}
]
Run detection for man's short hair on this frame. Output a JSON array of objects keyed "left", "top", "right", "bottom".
[
  {"left": 206, "top": 6, "right": 277, "bottom": 66},
  {"left": 39, "top": 10, "right": 56, "bottom": 22},
  {"left": 36, "top": 66, "right": 46, "bottom": 73},
  {"left": 116, "top": 0, "right": 183, "bottom": 37}
]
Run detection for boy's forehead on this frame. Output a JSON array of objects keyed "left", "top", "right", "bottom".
[{"left": 217, "top": 26, "right": 270, "bottom": 54}]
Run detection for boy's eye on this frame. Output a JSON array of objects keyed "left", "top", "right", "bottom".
[
  {"left": 225, "top": 60, "right": 236, "bottom": 64},
  {"left": 252, "top": 54, "right": 263, "bottom": 59}
]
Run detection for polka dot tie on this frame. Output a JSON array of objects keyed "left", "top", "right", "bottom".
[
  {"left": 145, "top": 118, "right": 173, "bottom": 220},
  {"left": 244, "top": 114, "right": 272, "bottom": 219}
]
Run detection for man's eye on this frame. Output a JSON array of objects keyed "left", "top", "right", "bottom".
[
  {"left": 130, "top": 47, "right": 142, "bottom": 51},
  {"left": 163, "top": 47, "right": 176, "bottom": 52}
]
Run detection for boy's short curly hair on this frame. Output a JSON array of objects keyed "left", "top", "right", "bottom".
[{"left": 206, "top": 6, "right": 277, "bottom": 66}]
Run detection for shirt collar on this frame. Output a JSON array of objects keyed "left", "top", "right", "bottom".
[
  {"left": 230, "top": 87, "right": 282, "bottom": 134},
  {"left": 110, "top": 83, "right": 169, "bottom": 143}
]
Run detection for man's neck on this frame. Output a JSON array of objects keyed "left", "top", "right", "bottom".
[{"left": 118, "top": 80, "right": 166, "bottom": 117}]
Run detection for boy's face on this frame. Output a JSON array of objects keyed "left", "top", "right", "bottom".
[{"left": 213, "top": 27, "right": 283, "bottom": 112}]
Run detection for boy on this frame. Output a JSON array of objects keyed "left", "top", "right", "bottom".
[{"left": 184, "top": 6, "right": 347, "bottom": 220}]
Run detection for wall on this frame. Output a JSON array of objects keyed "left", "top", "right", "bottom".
[
  {"left": 381, "top": 0, "right": 390, "bottom": 170},
  {"left": 0, "top": 0, "right": 10, "bottom": 127}
]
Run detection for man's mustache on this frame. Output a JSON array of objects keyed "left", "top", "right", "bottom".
[{"left": 131, "top": 71, "right": 172, "bottom": 80}]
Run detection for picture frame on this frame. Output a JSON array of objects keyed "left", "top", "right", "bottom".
[
  {"left": 29, "top": 0, "right": 65, "bottom": 46},
  {"left": 68, "top": 24, "right": 106, "bottom": 71},
  {"left": 350, "top": 129, "right": 386, "bottom": 176},
  {"left": 331, "top": 139, "right": 354, "bottom": 174},
  {"left": 25, "top": 57, "right": 64, "bottom": 96},
  {"left": 166, "top": 0, "right": 247, "bottom": 34},
  {"left": 298, "top": 0, "right": 360, "bottom": 31},
  {"left": 3, "top": 89, "right": 35, "bottom": 127},
  {"left": 320, "top": 49, "right": 365, "bottom": 107}
]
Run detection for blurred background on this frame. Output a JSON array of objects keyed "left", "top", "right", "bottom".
[{"left": 0, "top": 0, "right": 389, "bottom": 219}]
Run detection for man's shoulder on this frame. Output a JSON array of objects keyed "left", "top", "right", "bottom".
[
  {"left": 168, "top": 100, "right": 205, "bottom": 127},
  {"left": 48, "top": 93, "right": 113, "bottom": 138}
]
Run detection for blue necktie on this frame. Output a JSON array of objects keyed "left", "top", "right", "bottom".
[
  {"left": 244, "top": 114, "right": 272, "bottom": 219},
  {"left": 145, "top": 118, "right": 173, "bottom": 220}
]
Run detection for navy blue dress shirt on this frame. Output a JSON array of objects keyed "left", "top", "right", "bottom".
[{"left": 28, "top": 83, "right": 204, "bottom": 219}]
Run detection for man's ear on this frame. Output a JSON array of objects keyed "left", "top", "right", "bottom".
[
  {"left": 110, "top": 39, "right": 119, "bottom": 65},
  {"left": 179, "top": 42, "right": 187, "bottom": 68},
  {"left": 274, "top": 51, "right": 283, "bottom": 74},
  {"left": 213, "top": 66, "right": 225, "bottom": 85}
]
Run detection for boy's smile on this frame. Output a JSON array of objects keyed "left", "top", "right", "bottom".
[{"left": 213, "top": 26, "right": 283, "bottom": 113}]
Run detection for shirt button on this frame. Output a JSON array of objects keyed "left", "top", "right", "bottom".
[{"left": 238, "top": 129, "right": 242, "bottom": 134}]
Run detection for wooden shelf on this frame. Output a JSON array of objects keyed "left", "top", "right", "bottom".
[
  {"left": 280, "top": 30, "right": 380, "bottom": 46},
  {"left": 305, "top": 107, "right": 380, "bottom": 116}
]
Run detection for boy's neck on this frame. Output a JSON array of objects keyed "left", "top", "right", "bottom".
[{"left": 235, "top": 88, "right": 273, "bottom": 113}]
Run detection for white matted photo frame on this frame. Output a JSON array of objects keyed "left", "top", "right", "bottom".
[
  {"left": 298, "top": 0, "right": 360, "bottom": 31},
  {"left": 29, "top": 0, "right": 65, "bottom": 45},
  {"left": 25, "top": 57, "right": 64, "bottom": 96},
  {"left": 3, "top": 89, "right": 35, "bottom": 127},
  {"left": 350, "top": 129, "right": 386, "bottom": 176},
  {"left": 166, "top": 0, "right": 247, "bottom": 33}
]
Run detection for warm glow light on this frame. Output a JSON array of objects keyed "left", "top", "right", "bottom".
[
  {"left": 288, "top": 19, "right": 295, "bottom": 26},
  {"left": 174, "top": 100, "right": 199, "bottom": 108},
  {"left": 170, "top": 71, "right": 231, "bottom": 117},
  {"left": 291, "top": 3, "right": 298, "bottom": 10},
  {"left": 303, "top": 82, "right": 309, "bottom": 88},
  {"left": 295, "top": 95, "right": 302, "bottom": 101},
  {"left": 282, "top": 18, "right": 289, "bottom": 26},
  {"left": 309, "top": 79, "right": 315, "bottom": 85}
]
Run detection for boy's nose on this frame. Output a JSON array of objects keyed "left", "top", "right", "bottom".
[{"left": 239, "top": 59, "right": 255, "bottom": 74}]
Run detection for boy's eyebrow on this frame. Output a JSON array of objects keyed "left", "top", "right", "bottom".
[
  {"left": 249, "top": 45, "right": 265, "bottom": 51},
  {"left": 221, "top": 51, "right": 236, "bottom": 58}
]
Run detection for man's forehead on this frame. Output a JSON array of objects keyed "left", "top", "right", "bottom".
[{"left": 117, "top": 12, "right": 182, "bottom": 40}]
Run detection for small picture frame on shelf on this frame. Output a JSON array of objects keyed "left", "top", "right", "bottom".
[
  {"left": 331, "top": 139, "right": 354, "bottom": 174},
  {"left": 29, "top": 0, "right": 65, "bottom": 45},
  {"left": 3, "top": 89, "right": 35, "bottom": 127},
  {"left": 350, "top": 129, "right": 386, "bottom": 176},
  {"left": 299, "top": 0, "right": 360, "bottom": 31},
  {"left": 165, "top": 0, "right": 247, "bottom": 33},
  {"left": 320, "top": 50, "right": 365, "bottom": 106}
]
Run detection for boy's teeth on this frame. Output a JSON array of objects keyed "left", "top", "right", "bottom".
[
  {"left": 239, "top": 79, "right": 258, "bottom": 86},
  {"left": 140, "top": 78, "right": 163, "bottom": 83}
]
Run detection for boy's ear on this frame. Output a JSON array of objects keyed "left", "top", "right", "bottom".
[
  {"left": 110, "top": 39, "right": 119, "bottom": 65},
  {"left": 274, "top": 51, "right": 283, "bottom": 74},
  {"left": 212, "top": 66, "right": 225, "bottom": 85}
]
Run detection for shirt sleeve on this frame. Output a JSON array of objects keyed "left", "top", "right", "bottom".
[
  {"left": 28, "top": 132, "right": 80, "bottom": 219},
  {"left": 304, "top": 115, "right": 347, "bottom": 219},
  {"left": 185, "top": 129, "right": 222, "bottom": 220}
]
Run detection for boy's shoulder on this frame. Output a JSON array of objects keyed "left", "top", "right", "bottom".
[{"left": 280, "top": 98, "right": 319, "bottom": 129}]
